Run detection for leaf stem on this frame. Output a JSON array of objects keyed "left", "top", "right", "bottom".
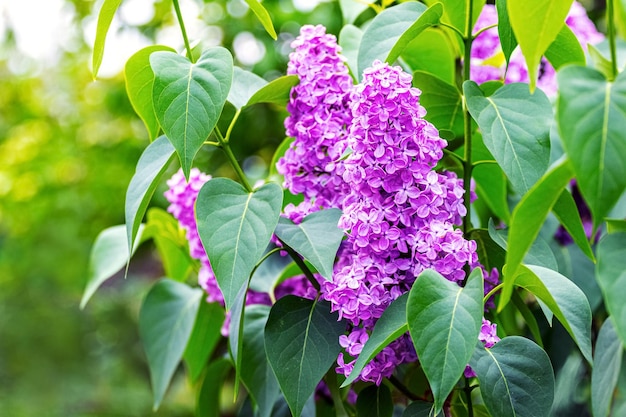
[
  {"left": 472, "top": 23, "right": 497, "bottom": 39},
  {"left": 483, "top": 283, "right": 503, "bottom": 305},
  {"left": 214, "top": 127, "right": 253, "bottom": 192},
  {"left": 279, "top": 239, "right": 321, "bottom": 293},
  {"left": 325, "top": 370, "right": 350, "bottom": 417},
  {"left": 388, "top": 375, "right": 419, "bottom": 401},
  {"left": 464, "top": 377, "right": 474, "bottom": 417},
  {"left": 607, "top": 0, "right": 619, "bottom": 80},
  {"left": 472, "top": 159, "right": 498, "bottom": 167},
  {"left": 173, "top": 0, "right": 194, "bottom": 62},
  {"left": 249, "top": 247, "right": 283, "bottom": 280},
  {"left": 439, "top": 22, "right": 466, "bottom": 40}
]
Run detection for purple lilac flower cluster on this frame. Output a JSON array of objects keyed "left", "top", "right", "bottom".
[
  {"left": 277, "top": 24, "right": 353, "bottom": 210},
  {"left": 278, "top": 26, "right": 501, "bottom": 384},
  {"left": 471, "top": 1, "right": 603, "bottom": 95},
  {"left": 165, "top": 169, "right": 314, "bottom": 311}
]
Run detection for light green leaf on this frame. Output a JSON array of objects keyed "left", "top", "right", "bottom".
[
  {"left": 144, "top": 208, "right": 194, "bottom": 282},
  {"left": 412, "top": 71, "right": 463, "bottom": 137},
  {"left": 139, "top": 279, "right": 202, "bottom": 410},
  {"left": 125, "top": 46, "right": 175, "bottom": 140},
  {"left": 508, "top": 0, "right": 573, "bottom": 90},
  {"left": 197, "top": 358, "right": 231, "bottom": 417},
  {"left": 81, "top": 224, "right": 145, "bottom": 309},
  {"left": 557, "top": 66, "right": 626, "bottom": 229},
  {"left": 407, "top": 268, "right": 484, "bottom": 414},
  {"left": 357, "top": 2, "right": 443, "bottom": 79},
  {"left": 464, "top": 81, "right": 552, "bottom": 195},
  {"left": 469, "top": 336, "right": 554, "bottom": 417},
  {"left": 597, "top": 233, "right": 626, "bottom": 346},
  {"left": 592, "top": 317, "right": 623, "bottom": 417},
  {"left": 496, "top": 0, "right": 517, "bottom": 63},
  {"left": 183, "top": 301, "right": 224, "bottom": 383},
  {"left": 425, "top": 0, "right": 485, "bottom": 36},
  {"left": 516, "top": 265, "right": 593, "bottom": 363},
  {"left": 125, "top": 135, "right": 175, "bottom": 255},
  {"left": 545, "top": 25, "right": 586, "bottom": 70},
  {"left": 92, "top": 0, "right": 123, "bottom": 79},
  {"left": 342, "top": 293, "right": 408, "bottom": 387},
  {"left": 151, "top": 48, "right": 233, "bottom": 179},
  {"left": 241, "top": 305, "right": 280, "bottom": 417},
  {"left": 339, "top": 0, "right": 374, "bottom": 24},
  {"left": 499, "top": 159, "right": 573, "bottom": 309},
  {"left": 356, "top": 384, "right": 393, "bottom": 417},
  {"left": 265, "top": 296, "right": 345, "bottom": 417},
  {"left": 227, "top": 67, "right": 267, "bottom": 110},
  {"left": 274, "top": 209, "right": 344, "bottom": 281},
  {"left": 339, "top": 24, "right": 362, "bottom": 79},
  {"left": 552, "top": 189, "right": 595, "bottom": 261},
  {"left": 404, "top": 29, "right": 456, "bottom": 86},
  {"left": 196, "top": 179, "right": 282, "bottom": 309},
  {"left": 243, "top": 0, "right": 277, "bottom": 40},
  {"left": 247, "top": 75, "right": 299, "bottom": 107},
  {"left": 607, "top": 218, "right": 626, "bottom": 234},
  {"left": 588, "top": 44, "right": 615, "bottom": 82}
]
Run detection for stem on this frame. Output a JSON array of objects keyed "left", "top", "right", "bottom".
[
  {"left": 388, "top": 375, "right": 419, "bottom": 401},
  {"left": 203, "top": 140, "right": 220, "bottom": 147},
  {"left": 214, "top": 127, "right": 253, "bottom": 192},
  {"left": 607, "top": 0, "right": 619, "bottom": 80},
  {"left": 325, "top": 370, "right": 350, "bottom": 417},
  {"left": 472, "top": 159, "right": 497, "bottom": 167},
  {"left": 249, "top": 247, "right": 283, "bottom": 280},
  {"left": 279, "top": 240, "right": 322, "bottom": 293},
  {"left": 173, "top": 0, "right": 194, "bottom": 62},
  {"left": 439, "top": 22, "right": 466, "bottom": 40},
  {"left": 461, "top": 0, "right": 475, "bottom": 287},
  {"left": 472, "top": 23, "right": 498, "bottom": 39},
  {"left": 224, "top": 109, "right": 242, "bottom": 143},
  {"left": 483, "top": 283, "right": 503, "bottom": 305},
  {"left": 465, "top": 378, "right": 474, "bottom": 417}
]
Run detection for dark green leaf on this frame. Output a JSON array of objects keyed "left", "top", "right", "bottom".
[
  {"left": 552, "top": 189, "right": 595, "bottom": 260},
  {"left": 407, "top": 268, "right": 483, "bottom": 413},
  {"left": 241, "top": 305, "right": 280, "bottom": 417},
  {"left": 139, "top": 279, "right": 202, "bottom": 410},
  {"left": 472, "top": 133, "right": 510, "bottom": 222},
  {"left": 144, "top": 208, "right": 194, "bottom": 282},
  {"left": 412, "top": 71, "right": 463, "bottom": 137},
  {"left": 197, "top": 358, "right": 231, "bottom": 417},
  {"left": 488, "top": 220, "right": 558, "bottom": 271},
  {"left": 265, "top": 296, "right": 345, "bottom": 417},
  {"left": 183, "top": 301, "right": 224, "bottom": 382},
  {"left": 499, "top": 159, "right": 573, "bottom": 308},
  {"left": 227, "top": 285, "right": 247, "bottom": 395},
  {"left": 516, "top": 265, "right": 593, "bottom": 363},
  {"left": 508, "top": 0, "right": 572, "bottom": 90},
  {"left": 247, "top": 75, "right": 299, "bottom": 107},
  {"left": 557, "top": 66, "right": 626, "bottom": 228},
  {"left": 597, "top": 233, "right": 626, "bottom": 345},
  {"left": 243, "top": 0, "right": 277, "bottom": 40},
  {"left": 592, "top": 318, "right": 623, "bottom": 417},
  {"left": 125, "top": 135, "right": 175, "bottom": 255},
  {"left": 468, "top": 229, "right": 506, "bottom": 273},
  {"left": 464, "top": 81, "right": 552, "bottom": 195},
  {"left": 342, "top": 293, "right": 408, "bottom": 387},
  {"left": 403, "top": 401, "right": 439, "bottom": 417},
  {"left": 545, "top": 25, "right": 586, "bottom": 70},
  {"left": 92, "top": 0, "right": 123, "bottom": 79},
  {"left": 81, "top": 224, "right": 145, "bottom": 309},
  {"left": 227, "top": 67, "right": 267, "bottom": 110},
  {"left": 196, "top": 179, "right": 282, "bottom": 309},
  {"left": 356, "top": 384, "right": 393, "bottom": 417},
  {"left": 125, "top": 46, "right": 175, "bottom": 140},
  {"left": 357, "top": 2, "right": 443, "bottom": 78},
  {"left": 151, "top": 48, "right": 233, "bottom": 178},
  {"left": 274, "top": 209, "right": 344, "bottom": 281},
  {"left": 469, "top": 336, "right": 554, "bottom": 417},
  {"left": 496, "top": 0, "right": 517, "bottom": 63}
]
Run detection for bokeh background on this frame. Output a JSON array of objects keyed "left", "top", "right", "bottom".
[{"left": 0, "top": 0, "right": 343, "bottom": 415}]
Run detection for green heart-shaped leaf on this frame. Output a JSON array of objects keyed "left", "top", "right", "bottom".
[
  {"left": 91, "top": 0, "right": 122, "bottom": 79},
  {"left": 407, "top": 268, "right": 484, "bottom": 414},
  {"left": 592, "top": 317, "right": 624, "bottom": 417},
  {"left": 139, "top": 279, "right": 202, "bottom": 410},
  {"left": 274, "top": 209, "right": 344, "bottom": 280},
  {"left": 464, "top": 81, "right": 552, "bottom": 195},
  {"left": 228, "top": 67, "right": 267, "bottom": 110},
  {"left": 196, "top": 178, "right": 282, "bottom": 309},
  {"left": 469, "top": 336, "right": 555, "bottom": 417},
  {"left": 151, "top": 48, "right": 233, "bottom": 179}
]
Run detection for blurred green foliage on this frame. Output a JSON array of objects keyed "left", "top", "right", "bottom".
[{"left": 0, "top": 0, "right": 341, "bottom": 415}]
